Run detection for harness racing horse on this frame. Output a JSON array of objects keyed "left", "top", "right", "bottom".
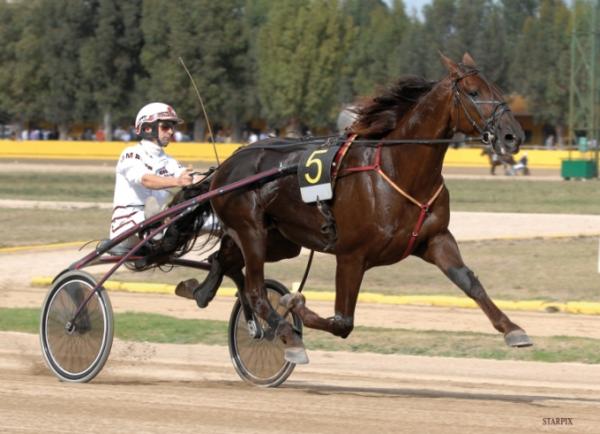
[{"left": 202, "top": 53, "right": 531, "bottom": 363}]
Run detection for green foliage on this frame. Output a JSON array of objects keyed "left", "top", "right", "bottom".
[
  {"left": 36, "top": 1, "right": 97, "bottom": 134},
  {"left": 80, "top": 0, "right": 144, "bottom": 131},
  {"left": 139, "top": 0, "right": 249, "bottom": 140},
  {"left": 0, "top": 0, "right": 46, "bottom": 123},
  {"left": 346, "top": 1, "right": 410, "bottom": 97},
  {"left": 511, "top": 0, "right": 571, "bottom": 127},
  {"left": 256, "top": 0, "right": 354, "bottom": 128},
  {"left": 0, "top": 0, "right": 587, "bottom": 139}
]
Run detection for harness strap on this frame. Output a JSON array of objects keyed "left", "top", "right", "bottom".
[
  {"left": 332, "top": 133, "right": 357, "bottom": 180},
  {"left": 339, "top": 142, "right": 445, "bottom": 259},
  {"left": 342, "top": 144, "right": 382, "bottom": 174},
  {"left": 399, "top": 183, "right": 445, "bottom": 259}
]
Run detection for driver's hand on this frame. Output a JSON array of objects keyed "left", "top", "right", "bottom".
[
  {"left": 178, "top": 168, "right": 194, "bottom": 187},
  {"left": 191, "top": 172, "right": 205, "bottom": 183}
]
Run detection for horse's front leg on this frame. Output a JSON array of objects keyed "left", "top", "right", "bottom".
[
  {"left": 418, "top": 230, "right": 532, "bottom": 347},
  {"left": 282, "top": 254, "right": 364, "bottom": 338}
]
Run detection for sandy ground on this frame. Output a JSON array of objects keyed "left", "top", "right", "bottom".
[
  {"left": 2, "top": 331, "right": 600, "bottom": 434},
  {"left": 2, "top": 162, "right": 600, "bottom": 433},
  {"left": 3, "top": 245, "right": 600, "bottom": 433}
]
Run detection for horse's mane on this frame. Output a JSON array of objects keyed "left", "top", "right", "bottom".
[{"left": 350, "top": 75, "right": 435, "bottom": 138}]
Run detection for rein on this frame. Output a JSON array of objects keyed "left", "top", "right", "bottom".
[{"left": 235, "top": 135, "right": 484, "bottom": 154}]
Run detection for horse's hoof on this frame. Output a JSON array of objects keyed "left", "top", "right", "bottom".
[
  {"left": 284, "top": 346, "right": 309, "bottom": 365},
  {"left": 174, "top": 279, "right": 199, "bottom": 300},
  {"left": 504, "top": 329, "right": 533, "bottom": 347}
]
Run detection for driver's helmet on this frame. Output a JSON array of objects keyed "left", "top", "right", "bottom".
[{"left": 134, "top": 102, "right": 183, "bottom": 139}]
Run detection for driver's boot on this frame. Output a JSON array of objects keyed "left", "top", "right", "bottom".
[{"left": 175, "top": 252, "right": 224, "bottom": 308}]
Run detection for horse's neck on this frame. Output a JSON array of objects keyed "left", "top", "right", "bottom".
[
  {"left": 398, "top": 80, "right": 453, "bottom": 142},
  {"left": 382, "top": 82, "right": 453, "bottom": 184}
]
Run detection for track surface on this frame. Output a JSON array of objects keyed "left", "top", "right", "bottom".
[
  {"left": 2, "top": 162, "right": 600, "bottom": 433},
  {"left": 2, "top": 331, "right": 600, "bottom": 434}
]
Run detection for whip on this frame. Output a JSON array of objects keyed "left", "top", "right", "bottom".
[{"left": 178, "top": 57, "right": 220, "bottom": 165}]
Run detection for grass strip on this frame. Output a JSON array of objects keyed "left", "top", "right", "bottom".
[
  {"left": 4, "top": 307, "right": 599, "bottom": 364},
  {"left": 2, "top": 172, "right": 600, "bottom": 214}
]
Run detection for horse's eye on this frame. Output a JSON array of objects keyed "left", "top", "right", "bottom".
[{"left": 468, "top": 90, "right": 479, "bottom": 98}]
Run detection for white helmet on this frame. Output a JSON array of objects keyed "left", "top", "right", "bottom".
[{"left": 134, "top": 102, "right": 183, "bottom": 135}]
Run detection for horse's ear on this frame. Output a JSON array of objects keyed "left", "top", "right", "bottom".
[
  {"left": 462, "top": 52, "right": 477, "bottom": 68},
  {"left": 439, "top": 52, "right": 460, "bottom": 77}
]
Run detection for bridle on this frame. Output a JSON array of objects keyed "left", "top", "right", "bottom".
[{"left": 451, "top": 69, "right": 511, "bottom": 150}]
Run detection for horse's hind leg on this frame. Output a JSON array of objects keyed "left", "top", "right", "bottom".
[
  {"left": 417, "top": 230, "right": 532, "bottom": 347},
  {"left": 177, "top": 230, "right": 301, "bottom": 306},
  {"left": 228, "top": 224, "right": 308, "bottom": 364},
  {"left": 281, "top": 254, "right": 364, "bottom": 338}
]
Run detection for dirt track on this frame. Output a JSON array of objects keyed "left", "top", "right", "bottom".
[
  {"left": 2, "top": 162, "right": 600, "bottom": 433},
  {"left": 3, "top": 246, "right": 600, "bottom": 433},
  {"left": 2, "top": 331, "right": 600, "bottom": 434}
]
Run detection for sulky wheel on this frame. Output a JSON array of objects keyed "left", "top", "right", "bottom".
[
  {"left": 228, "top": 279, "right": 302, "bottom": 387},
  {"left": 39, "top": 270, "right": 114, "bottom": 382}
]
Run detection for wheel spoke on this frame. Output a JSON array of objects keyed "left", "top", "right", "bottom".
[
  {"left": 40, "top": 271, "right": 113, "bottom": 382},
  {"left": 228, "top": 281, "right": 301, "bottom": 387}
]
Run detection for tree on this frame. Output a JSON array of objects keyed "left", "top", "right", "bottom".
[
  {"left": 0, "top": 1, "right": 20, "bottom": 125},
  {"left": 502, "top": 0, "right": 539, "bottom": 48},
  {"left": 415, "top": 0, "right": 511, "bottom": 84},
  {"left": 80, "top": 0, "right": 144, "bottom": 140},
  {"left": 33, "top": 0, "right": 97, "bottom": 139},
  {"left": 0, "top": 0, "right": 47, "bottom": 135},
  {"left": 450, "top": 1, "right": 511, "bottom": 87},
  {"left": 511, "top": 0, "right": 571, "bottom": 142},
  {"left": 419, "top": 0, "right": 458, "bottom": 79},
  {"left": 138, "top": 0, "right": 249, "bottom": 141},
  {"left": 345, "top": 0, "right": 410, "bottom": 98},
  {"left": 256, "top": 0, "right": 354, "bottom": 131}
]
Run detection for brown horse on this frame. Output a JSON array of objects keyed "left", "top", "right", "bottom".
[{"left": 199, "top": 53, "right": 530, "bottom": 363}]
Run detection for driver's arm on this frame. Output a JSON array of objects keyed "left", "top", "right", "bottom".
[{"left": 141, "top": 169, "right": 194, "bottom": 190}]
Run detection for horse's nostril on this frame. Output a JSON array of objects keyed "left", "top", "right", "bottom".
[{"left": 504, "top": 133, "right": 515, "bottom": 144}]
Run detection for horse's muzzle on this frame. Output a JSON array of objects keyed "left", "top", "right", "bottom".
[{"left": 489, "top": 124, "right": 524, "bottom": 155}]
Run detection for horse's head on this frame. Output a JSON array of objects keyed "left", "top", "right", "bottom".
[{"left": 441, "top": 53, "right": 524, "bottom": 155}]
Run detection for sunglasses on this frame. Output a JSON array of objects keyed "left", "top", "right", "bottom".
[{"left": 158, "top": 122, "right": 176, "bottom": 131}]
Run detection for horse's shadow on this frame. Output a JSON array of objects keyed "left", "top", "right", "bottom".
[
  {"left": 282, "top": 382, "right": 600, "bottom": 406},
  {"left": 76, "top": 375, "right": 600, "bottom": 406}
]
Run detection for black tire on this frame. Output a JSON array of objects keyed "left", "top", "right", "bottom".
[
  {"left": 228, "top": 279, "right": 302, "bottom": 387},
  {"left": 39, "top": 270, "right": 114, "bottom": 382}
]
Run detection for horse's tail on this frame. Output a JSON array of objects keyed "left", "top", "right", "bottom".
[{"left": 138, "top": 173, "right": 222, "bottom": 269}]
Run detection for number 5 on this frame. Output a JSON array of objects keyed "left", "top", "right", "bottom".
[{"left": 304, "top": 150, "right": 327, "bottom": 184}]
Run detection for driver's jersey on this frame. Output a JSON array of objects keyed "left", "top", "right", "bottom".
[{"left": 110, "top": 140, "right": 185, "bottom": 239}]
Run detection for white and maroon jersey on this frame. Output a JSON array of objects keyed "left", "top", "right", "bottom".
[{"left": 110, "top": 140, "right": 185, "bottom": 239}]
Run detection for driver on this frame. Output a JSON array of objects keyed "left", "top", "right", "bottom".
[{"left": 109, "top": 102, "right": 197, "bottom": 251}]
